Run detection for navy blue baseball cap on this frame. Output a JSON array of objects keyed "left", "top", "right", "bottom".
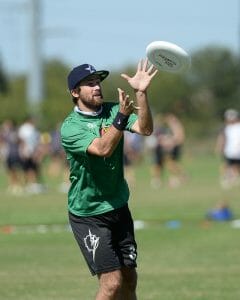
[{"left": 67, "top": 64, "right": 109, "bottom": 90}]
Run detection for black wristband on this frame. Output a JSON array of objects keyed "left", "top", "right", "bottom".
[{"left": 112, "top": 112, "right": 129, "bottom": 131}]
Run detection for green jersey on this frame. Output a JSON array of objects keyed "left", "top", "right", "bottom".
[{"left": 61, "top": 102, "right": 138, "bottom": 217}]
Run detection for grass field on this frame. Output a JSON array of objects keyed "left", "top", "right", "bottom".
[{"left": 1, "top": 150, "right": 240, "bottom": 300}]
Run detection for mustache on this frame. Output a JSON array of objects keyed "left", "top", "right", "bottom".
[{"left": 93, "top": 92, "right": 103, "bottom": 98}]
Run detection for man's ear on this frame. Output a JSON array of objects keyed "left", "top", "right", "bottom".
[{"left": 71, "top": 88, "right": 80, "bottom": 98}]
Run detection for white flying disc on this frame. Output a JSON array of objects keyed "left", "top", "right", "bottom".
[{"left": 146, "top": 41, "right": 191, "bottom": 73}]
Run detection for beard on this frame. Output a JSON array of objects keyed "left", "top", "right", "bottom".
[{"left": 80, "top": 94, "right": 103, "bottom": 111}]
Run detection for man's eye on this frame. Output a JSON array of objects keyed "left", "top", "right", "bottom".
[{"left": 88, "top": 81, "right": 100, "bottom": 87}]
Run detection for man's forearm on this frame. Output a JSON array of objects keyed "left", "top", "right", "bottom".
[
  {"left": 87, "top": 125, "right": 123, "bottom": 157},
  {"left": 134, "top": 90, "right": 153, "bottom": 136}
]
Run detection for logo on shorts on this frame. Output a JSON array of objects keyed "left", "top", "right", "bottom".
[
  {"left": 83, "top": 229, "right": 100, "bottom": 262},
  {"left": 129, "top": 245, "right": 137, "bottom": 261}
]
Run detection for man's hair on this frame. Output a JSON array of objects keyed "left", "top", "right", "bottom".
[{"left": 224, "top": 109, "right": 239, "bottom": 122}]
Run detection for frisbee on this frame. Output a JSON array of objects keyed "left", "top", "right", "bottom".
[{"left": 146, "top": 41, "right": 191, "bottom": 73}]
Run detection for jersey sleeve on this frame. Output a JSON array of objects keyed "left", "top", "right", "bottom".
[
  {"left": 126, "top": 113, "right": 138, "bottom": 132},
  {"left": 61, "top": 121, "right": 95, "bottom": 156}
]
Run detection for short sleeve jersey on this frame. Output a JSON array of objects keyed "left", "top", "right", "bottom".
[
  {"left": 224, "top": 123, "right": 240, "bottom": 159},
  {"left": 61, "top": 102, "right": 138, "bottom": 217}
]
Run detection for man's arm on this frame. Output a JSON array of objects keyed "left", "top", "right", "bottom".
[
  {"left": 215, "top": 131, "right": 225, "bottom": 155},
  {"left": 130, "top": 90, "right": 153, "bottom": 136},
  {"left": 88, "top": 59, "right": 157, "bottom": 156},
  {"left": 87, "top": 88, "right": 133, "bottom": 157},
  {"left": 89, "top": 89, "right": 153, "bottom": 158},
  {"left": 87, "top": 126, "right": 123, "bottom": 157},
  {"left": 121, "top": 59, "right": 157, "bottom": 136}
]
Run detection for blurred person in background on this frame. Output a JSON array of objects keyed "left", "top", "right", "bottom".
[
  {"left": 0, "top": 119, "right": 23, "bottom": 195},
  {"left": 148, "top": 114, "right": 168, "bottom": 188},
  {"left": 61, "top": 59, "right": 157, "bottom": 300},
  {"left": 48, "top": 123, "right": 69, "bottom": 193},
  {"left": 123, "top": 131, "right": 143, "bottom": 187},
  {"left": 164, "top": 113, "right": 186, "bottom": 188},
  {"left": 148, "top": 113, "right": 186, "bottom": 188},
  {"left": 215, "top": 108, "right": 240, "bottom": 189},
  {"left": 18, "top": 116, "right": 45, "bottom": 194}
]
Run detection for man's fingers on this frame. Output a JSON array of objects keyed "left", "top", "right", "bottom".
[
  {"left": 126, "top": 100, "right": 133, "bottom": 108},
  {"left": 147, "top": 63, "right": 157, "bottom": 74},
  {"left": 118, "top": 88, "right": 139, "bottom": 111},
  {"left": 133, "top": 104, "right": 140, "bottom": 110},
  {"left": 121, "top": 74, "right": 130, "bottom": 81},
  {"left": 137, "top": 60, "right": 143, "bottom": 71},
  {"left": 150, "top": 68, "right": 158, "bottom": 78},
  {"left": 142, "top": 58, "right": 148, "bottom": 70},
  {"left": 126, "top": 100, "right": 140, "bottom": 110},
  {"left": 117, "top": 88, "right": 124, "bottom": 100}
]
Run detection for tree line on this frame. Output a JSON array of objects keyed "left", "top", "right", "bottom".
[{"left": 0, "top": 45, "right": 239, "bottom": 137}]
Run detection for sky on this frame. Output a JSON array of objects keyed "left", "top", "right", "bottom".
[{"left": 0, "top": 0, "right": 239, "bottom": 75}]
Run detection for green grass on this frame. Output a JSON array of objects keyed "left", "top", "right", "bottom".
[{"left": 1, "top": 153, "right": 240, "bottom": 299}]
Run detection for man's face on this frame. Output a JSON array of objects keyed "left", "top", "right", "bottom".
[{"left": 72, "top": 75, "right": 103, "bottom": 111}]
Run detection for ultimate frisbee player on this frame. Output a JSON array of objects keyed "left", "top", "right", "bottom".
[{"left": 61, "top": 59, "right": 157, "bottom": 300}]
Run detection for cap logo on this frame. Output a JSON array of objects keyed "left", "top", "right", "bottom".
[{"left": 85, "top": 65, "right": 96, "bottom": 73}]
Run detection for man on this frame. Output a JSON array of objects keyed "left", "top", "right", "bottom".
[
  {"left": 61, "top": 59, "right": 157, "bottom": 300},
  {"left": 164, "top": 113, "right": 186, "bottom": 188},
  {"left": 18, "top": 116, "right": 44, "bottom": 194},
  {"left": 215, "top": 108, "right": 240, "bottom": 188}
]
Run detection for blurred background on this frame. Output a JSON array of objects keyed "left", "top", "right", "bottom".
[
  {"left": 0, "top": 0, "right": 239, "bottom": 192},
  {"left": 1, "top": 1, "right": 240, "bottom": 299},
  {"left": 0, "top": 0, "right": 239, "bottom": 128}
]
